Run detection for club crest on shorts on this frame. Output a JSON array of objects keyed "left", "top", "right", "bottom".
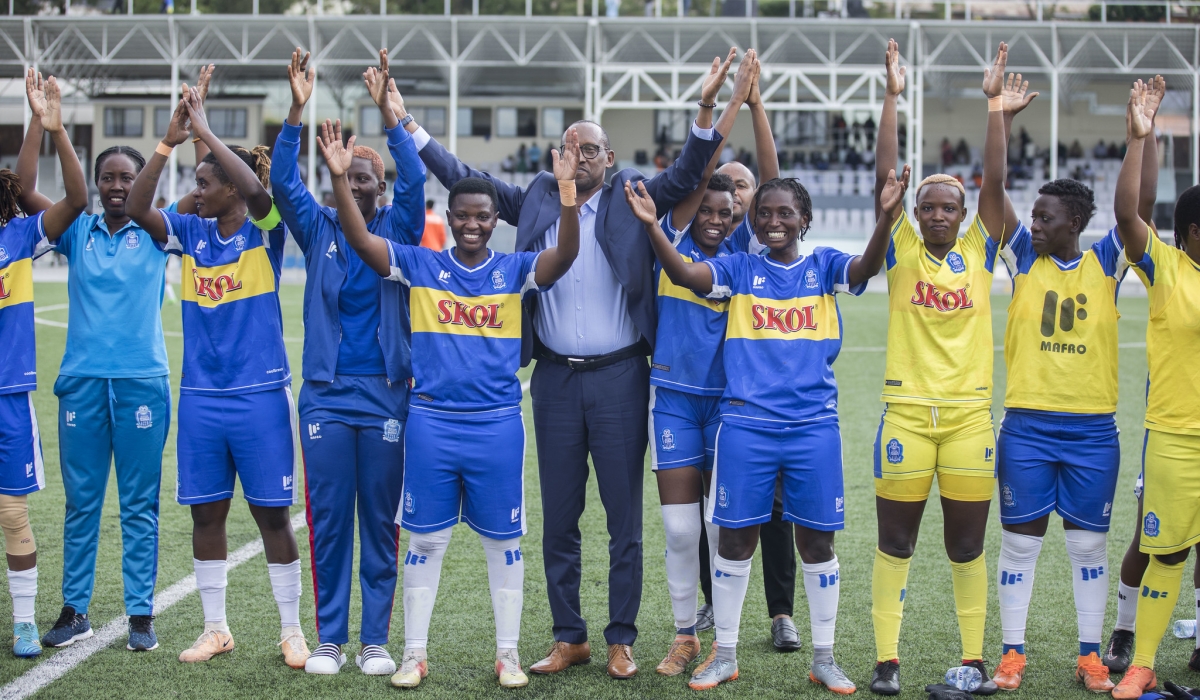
[
  {"left": 1144, "top": 511, "right": 1160, "bottom": 538},
  {"left": 383, "top": 419, "right": 401, "bottom": 443},
  {"left": 886, "top": 438, "right": 903, "bottom": 464},
  {"left": 491, "top": 268, "right": 506, "bottom": 290},
  {"left": 135, "top": 405, "right": 152, "bottom": 429},
  {"left": 717, "top": 483, "right": 729, "bottom": 509},
  {"left": 946, "top": 251, "right": 966, "bottom": 274},
  {"left": 835, "top": 496, "right": 844, "bottom": 513},
  {"left": 805, "top": 269, "right": 818, "bottom": 289},
  {"left": 125, "top": 230, "right": 140, "bottom": 249},
  {"left": 282, "top": 475, "right": 293, "bottom": 491},
  {"left": 233, "top": 234, "right": 246, "bottom": 251},
  {"left": 510, "top": 507, "right": 521, "bottom": 523},
  {"left": 660, "top": 428, "right": 676, "bottom": 452},
  {"left": 403, "top": 489, "right": 415, "bottom": 515},
  {"left": 1001, "top": 483, "right": 1016, "bottom": 508}
]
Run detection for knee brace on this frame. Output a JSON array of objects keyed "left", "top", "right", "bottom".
[{"left": 0, "top": 495, "right": 35, "bottom": 556}]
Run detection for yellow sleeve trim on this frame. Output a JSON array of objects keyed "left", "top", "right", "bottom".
[{"left": 251, "top": 201, "right": 282, "bottom": 231}]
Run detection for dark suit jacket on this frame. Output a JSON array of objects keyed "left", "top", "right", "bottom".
[{"left": 417, "top": 127, "right": 723, "bottom": 362}]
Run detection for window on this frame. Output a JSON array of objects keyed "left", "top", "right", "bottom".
[
  {"left": 410, "top": 107, "right": 446, "bottom": 136},
  {"left": 653, "top": 109, "right": 693, "bottom": 144},
  {"left": 207, "top": 108, "right": 247, "bottom": 139},
  {"left": 456, "top": 108, "right": 491, "bottom": 138},
  {"left": 542, "top": 108, "right": 584, "bottom": 139},
  {"left": 496, "top": 107, "right": 537, "bottom": 138},
  {"left": 153, "top": 106, "right": 173, "bottom": 137},
  {"left": 773, "top": 111, "right": 827, "bottom": 146},
  {"left": 360, "top": 105, "right": 383, "bottom": 137},
  {"left": 104, "top": 107, "right": 143, "bottom": 138}
]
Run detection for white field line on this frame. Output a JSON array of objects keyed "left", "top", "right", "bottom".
[
  {"left": 32, "top": 311, "right": 302, "bottom": 343},
  {"left": 841, "top": 343, "right": 1146, "bottom": 352},
  {"left": 0, "top": 512, "right": 308, "bottom": 700}
]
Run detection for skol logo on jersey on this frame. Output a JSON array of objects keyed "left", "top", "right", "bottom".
[
  {"left": 910, "top": 281, "right": 973, "bottom": 312},
  {"left": 0, "top": 272, "right": 8, "bottom": 301},
  {"left": 1144, "top": 511, "right": 1161, "bottom": 538},
  {"left": 436, "top": 299, "right": 504, "bottom": 329},
  {"left": 411, "top": 288, "right": 521, "bottom": 339},
  {"left": 383, "top": 419, "right": 401, "bottom": 443},
  {"left": 0, "top": 258, "right": 34, "bottom": 308},
  {"left": 192, "top": 269, "right": 243, "bottom": 302},
  {"left": 750, "top": 303, "right": 818, "bottom": 334},
  {"left": 182, "top": 248, "right": 275, "bottom": 308}
]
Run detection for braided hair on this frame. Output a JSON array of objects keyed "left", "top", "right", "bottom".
[
  {"left": 93, "top": 146, "right": 145, "bottom": 184},
  {"left": 0, "top": 169, "right": 22, "bottom": 226},
  {"left": 1174, "top": 185, "right": 1200, "bottom": 250},
  {"left": 200, "top": 145, "right": 272, "bottom": 194},
  {"left": 1038, "top": 178, "right": 1097, "bottom": 232},
  {"left": 750, "top": 177, "right": 813, "bottom": 240}
]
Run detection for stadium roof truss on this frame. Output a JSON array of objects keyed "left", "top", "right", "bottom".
[{"left": 0, "top": 14, "right": 1197, "bottom": 190}]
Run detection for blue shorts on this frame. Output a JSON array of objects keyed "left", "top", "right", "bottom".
[
  {"left": 997, "top": 409, "right": 1120, "bottom": 531},
  {"left": 399, "top": 405, "right": 526, "bottom": 539},
  {"left": 649, "top": 385, "right": 721, "bottom": 471},
  {"left": 177, "top": 387, "right": 298, "bottom": 507},
  {"left": 707, "top": 418, "right": 845, "bottom": 531},
  {"left": 0, "top": 392, "right": 44, "bottom": 496}
]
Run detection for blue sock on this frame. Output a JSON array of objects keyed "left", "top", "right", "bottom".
[
  {"left": 1002, "top": 643, "right": 1025, "bottom": 655},
  {"left": 1079, "top": 641, "right": 1100, "bottom": 656},
  {"left": 676, "top": 626, "right": 696, "bottom": 636}
]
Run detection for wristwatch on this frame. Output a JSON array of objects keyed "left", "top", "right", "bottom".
[{"left": 399, "top": 114, "right": 414, "bottom": 128}]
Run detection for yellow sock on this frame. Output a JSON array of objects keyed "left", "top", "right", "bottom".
[
  {"left": 1132, "top": 557, "right": 1187, "bottom": 669},
  {"left": 872, "top": 548, "right": 912, "bottom": 662},
  {"left": 950, "top": 552, "right": 988, "bottom": 662}
]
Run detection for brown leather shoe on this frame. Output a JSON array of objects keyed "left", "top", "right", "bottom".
[
  {"left": 529, "top": 641, "right": 590, "bottom": 675},
  {"left": 607, "top": 644, "right": 637, "bottom": 679}
]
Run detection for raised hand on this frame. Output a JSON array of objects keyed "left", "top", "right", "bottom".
[
  {"left": 288, "top": 49, "right": 315, "bottom": 109},
  {"left": 1001, "top": 72, "right": 1039, "bottom": 114},
  {"left": 554, "top": 126, "right": 581, "bottom": 181},
  {"left": 164, "top": 96, "right": 192, "bottom": 147},
  {"left": 387, "top": 78, "right": 408, "bottom": 120},
  {"left": 194, "top": 63, "right": 215, "bottom": 103},
  {"left": 41, "top": 76, "right": 63, "bottom": 134},
  {"left": 885, "top": 38, "right": 905, "bottom": 96},
  {"left": 746, "top": 54, "right": 763, "bottom": 107},
  {"left": 624, "top": 180, "right": 658, "bottom": 225},
  {"left": 183, "top": 86, "right": 213, "bottom": 140},
  {"left": 25, "top": 69, "right": 47, "bottom": 126},
  {"left": 363, "top": 66, "right": 389, "bottom": 110},
  {"left": 880, "top": 164, "right": 910, "bottom": 216},
  {"left": 982, "top": 42, "right": 1008, "bottom": 98},
  {"left": 1143, "top": 74, "right": 1166, "bottom": 122},
  {"left": 318, "top": 119, "right": 355, "bottom": 178},
  {"left": 1128, "top": 81, "right": 1153, "bottom": 140},
  {"left": 699, "top": 47, "right": 737, "bottom": 105},
  {"left": 731, "top": 49, "right": 757, "bottom": 104}
]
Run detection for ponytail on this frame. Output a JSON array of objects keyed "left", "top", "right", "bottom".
[
  {"left": 201, "top": 144, "right": 272, "bottom": 195},
  {"left": 250, "top": 145, "right": 271, "bottom": 191},
  {"left": 0, "top": 169, "right": 24, "bottom": 226}
]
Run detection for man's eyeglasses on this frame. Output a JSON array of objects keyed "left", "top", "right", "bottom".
[{"left": 560, "top": 144, "right": 606, "bottom": 160}]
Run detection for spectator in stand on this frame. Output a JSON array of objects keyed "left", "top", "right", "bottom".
[
  {"left": 516, "top": 143, "right": 527, "bottom": 174},
  {"left": 1094, "top": 139, "right": 1108, "bottom": 159},
  {"left": 543, "top": 143, "right": 554, "bottom": 172},
  {"left": 941, "top": 138, "right": 954, "bottom": 168},
  {"left": 420, "top": 199, "right": 446, "bottom": 251},
  {"left": 954, "top": 138, "right": 970, "bottom": 165},
  {"left": 1069, "top": 139, "right": 1084, "bottom": 158},
  {"left": 864, "top": 114, "right": 876, "bottom": 150},
  {"left": 501, "top": 154, "right": 516, "bottom": 173},
  {"left": 528, "top": 142, "right": 541, "bottom": 173},
  {"left": 1108, "top": 141, "right": 1121, "bottom": 159},
  {"left": 1019, "top": 126, "right": 1031, "bottom": 163},
  {"left": 845, "top": 147, "right": 862, "bottom": 170}
]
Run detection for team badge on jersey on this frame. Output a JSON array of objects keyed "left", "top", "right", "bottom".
[
  {"left": 0, "top": 245, "right": 9, "bottom": 264},
  {"left": 886, "top": 438, "right": 904, "bottom": 464},
  {"left": 1144, "top": 511, "right": 1160, "bottom": 537},
  {"left": 660, "top": 428, "right": 676, "bottom": 452},
  {"left": 717, "top": 483, "right": 729, "bottom": 509},
  {"left": 403, "top": 489, "right": 416, "bottom": 515},
  {"left": 135, "top": 405, "right": 152, "bottom": 429},
  {"left": 946, "top": 251, "right": 966, "bottom": 274},
  {"left": 125, "top": 230, "right": 140, "bottom": 249},
  {"left": 1001, "top": 483, "right": 1016, "bottom": 509},
  {"left": 233, "top": 234, "right": 246, "bottom": 251},
  {"left": 804, "top": 269, "right": 819, "bottom": 289},
  {"left": 383, "top": 418, "right": 401, "bottom": 443},
  {"left": 491, "top": 268, "right": 506, "bottom": 290}
]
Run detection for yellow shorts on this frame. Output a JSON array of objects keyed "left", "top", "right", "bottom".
[
  {"left": 874, "top": 403, "right": 996, "bottom": 503},
  {"left": 1140, "top": 429, "right": 1200, "bottom": 554}
]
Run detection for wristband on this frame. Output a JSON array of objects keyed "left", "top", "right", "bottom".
[
  {"left": 399, "top": 113, "right": 414, "bottom": 128},
  {"left": 155, "top": 142, "right": 174, "bottom": 157},
  {"left": 696, "top": 100, "right": 717, "bottom": 109},
  {"left": 558, "top": 179, "right": 577, "bottom": 207},
  {"left": 192, "top": 136, "right": 202, "bottom": 144},
  {"left": 988, "top": 96, "right": 1004, "bottom": 112}
]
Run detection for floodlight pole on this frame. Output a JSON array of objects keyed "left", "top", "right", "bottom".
[
  {"left": 169, "top": 17, "right": 178, "bottom": 204},
  {"left": 449, "top": 17, "right": 459, "bottom": 155},
  {"left": 1193, "top": 25, "right": 1198, "bottom": 186},
  {"left": 1049, "top": 25, "right": 1059, "bottom": 182},
  {"left": 307, "top": 14, "right": 319, "bottom": 196}
]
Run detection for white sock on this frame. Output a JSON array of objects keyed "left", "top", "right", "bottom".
[
  {"left": 403, "top": 528, "right": 452, "bottom": 650},
  {"left": 1064, "top": 529, "right": 1108, "bottom": 648},
  {"left": 802, "top": 556, "right": 840, "bottom": 648},
  {"left": 479, "top": 534, "right": 524, "bottom": 650},
  {"left": 712, "top": 554, "right": 752, "bottom": 652},
  {"left": 1115, "top": 581, "right": 1139, "bottom": 632},
  {"left": 194, "top": 559, "right": 229, "bottom": 632},
  {"left": 703, "top": 499, "right": 719, "bottom": 600},
  {"left": 661, "top": 503, "right": 702, "bottom": 631},
  {"left": 1194, "top": 588, "right": 1200, "bottom": 649},
  {"left": 267, "top": 560, "right": 301, "bottom": 629},
  {"left": 997, "top": 530, "right": 1043, "bottom": 647},
  {"left": 7, "top": 567, "right": 36, "bottom": 624}
]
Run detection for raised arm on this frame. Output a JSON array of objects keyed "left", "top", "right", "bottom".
[
  {"left": 1138, "top": 75, "right": 1165, "bottom": 227},
  {"left": 626, "top": 179, "right": 714, "bottom": 294},
  {"left": 320, "top": 120, "right": 390, "bottom": 276},
  {"left": 270, "top": 48, "right": 321, "bottom": 252},
  {"left": 534, "top": 128, "right": 582, "bottom": 285},
  {"left": 746, "top": 56, "right": 779, "bottom": 183},
  {"left": 176, "top": 64, "right": 215, "bottom": 216},
  {"left": 980, "top": 45, "right": 1024, "bottom": 243},
  {"left": 16, "top": 69, "right": 53, "bottom": 216},
  {"left": 128, "top": 98, "right": 191, "bottom": 243},
  {"left": 1116, "top": 82, "right": 1154, "bottom": 262},
  {"left": 875, "top": 38, "right": 905, "bottom": 222},
  {"left": 670, "top": 50, "right": 756, "bottom": 227},
  {"left": 35, "top": 76, "right": 88, "bottom": 240},
  {"left": 369, "top": 72, "right": 426, "bottom": 245},
  {"left": 851, "top": 164, "right": 909, "bottom": 286},
  {"left": 184, "top": 87, "right": 272, "bottom": 221}
]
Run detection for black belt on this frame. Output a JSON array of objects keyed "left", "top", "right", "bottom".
[{"left": 534, "top": 338, "right": 650, "bottom": 372}]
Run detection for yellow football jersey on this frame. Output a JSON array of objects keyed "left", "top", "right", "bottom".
[
  {"left": 882, "top": 212, "right": 1000, "bottom": 407},
  {"left": 1131, "top": 231, "right": 1200, "bottom": 434},
  {"left": 1000, "top": 224, "right": 1126, "bottom": 414}
]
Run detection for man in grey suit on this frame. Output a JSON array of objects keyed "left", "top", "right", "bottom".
[{"left": 392, "top": 49, "right": 735, "bottom": 679}]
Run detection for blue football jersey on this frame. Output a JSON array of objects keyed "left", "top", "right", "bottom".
[
  {"left": 0, "top": 214, "right": 49, "bottom": 395},
  {"left": 385, "top": 243, "right": 548, "bottom": 411},
  {"left": 704, "top": 247, "right": 866, "bottom": 424},
  {"left": 160, "top": 211, "right": 290, "bottom": 395}
]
